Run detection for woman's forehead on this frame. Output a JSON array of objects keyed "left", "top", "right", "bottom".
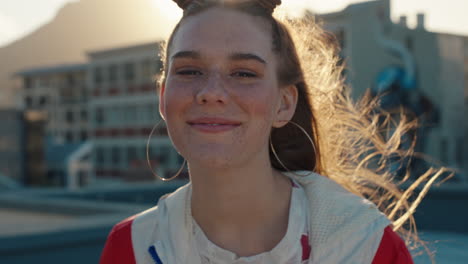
[{"left": 170, "top": 7, "right": 273, "bottom": 60}]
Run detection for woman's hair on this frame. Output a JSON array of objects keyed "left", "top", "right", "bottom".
[{"left": 158, "top": 0, "right": 450, "bottom": 255}]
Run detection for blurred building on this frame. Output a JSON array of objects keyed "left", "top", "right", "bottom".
[
  {"left": 13, "top": 42, "right": 185, "bottom": 188},
  {"left": 0, "top": 109, "right": 25, "bottom": 184},
  {"left": 17, "top": 64, "right": 89, "bottom": 143},
  {"left": 23, "top": 111, "right": 47, "bottom": 185},
  {"left": 87, "top": 42, "right": 184, "bottom": 184},
  {"left": 319, "top": 0, "right": 468, "bottom": 181},
  {"left": 11, "top": 0, "right": 467, "bottom": 185},
  {"left": 15, "top": 64, "right": 92, "bottom": 188}
]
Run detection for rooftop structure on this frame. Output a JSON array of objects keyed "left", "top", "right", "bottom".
[
  {"left": 87, "top": 41, "right": 185, "bottom": 184},
  {"left": 319, "top": 0, "right": 468, "bottom": 181}
]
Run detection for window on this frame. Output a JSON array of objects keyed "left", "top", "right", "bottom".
[
  {"left": 65, "top": 131, "right": 74, "bottom": 143},
  {"left": 148, "top": 144, "right": 158, "bottom": 161},
  {"left": 80, "top": 131, "right": 88, "bottom": 141},
  {"left": 141, "top": 146, "right": 148, "bottom": 160},
  {"left": 136, "top": 104, "right": 146, "bottom": 124},
  {"left": 96, "top": 147, "right": 105, "bottom": 164},
  {"left": 80, "top": 110, "right": 88, "bottom": 122},
  {"left": 60, "top": 86, "right": 74, "bottom": 99},
  {"left": 38, "top": 96, "right": 47, "bottom": 106},
  {"left": 66, "top": 74, "right": 75, "bottom": 86},
  {"left": 157, "top": 145, "right": 169, "bottom": 164},
  {"left": 40, "top": 77, "right": 50, "bottom": 87},
  {"left": 111, "top": 146, "right": 121, "bottom": 165},
  {"left": 146, "top": 104, "right": 156, "bottom": 122},
  {"left": 112, "top": 106, "right": 123, "bottom": 125},
  {"left": 94, "top": 67, "right": 103, "bottom": 85},
  {"left": 65, "top": 111, "right": 74, "bottom": 124},
  {"left": 81, "top": 87, "right": 88, "bottom": 99},
  {"left": 142, "top": 60, "right": 153, "bottom": 80},
  {"left": 95, "top": 107, "right": 105, "bottom": 125},
  {"left": 23, "top": 77, "right": 33, "bottom": 89},
  {"left": 127, "top": 146, "right": 138, "bottom": 165},
  {"left": 124, "top": 62, "right": 135, "bottom": 82},
  {"left": 24, "top": 77, "right": 33, "bottom": 89},
  {"left": 405, "top": 36, "right": 413, "bottom": 51},
  {"left": 124, "top": 105, "right": 137, "bottom": 124},
  {"left": 25, "top": 97, "right": 33, "bottom": 107},
  {"left": 109, "top": 64, "right": 118, "bottom": 83}
]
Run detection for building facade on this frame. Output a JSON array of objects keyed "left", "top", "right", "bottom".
[
  {"left": 0, "top": 109, "right": 25, "bottom": 184},
  {"left": 16, "top": 64, "right": 91, "bottom": 187},
  {"left": 87, "top": 42, "right": 184, "bottom": 184},
  {"left": 319, "top": 0, "right": 468, "bottom": 181},
  {"left": 11, "top": 0, "right": 467, "bottom": 185},
  {"left": 17, "top": 64, "right": 89, "bottom": 144}
]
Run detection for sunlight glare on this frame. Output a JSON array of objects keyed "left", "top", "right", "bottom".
[
  {"left": 151, "top": 0, "right": 182, "bottom": 23},
  {"left": 149, "top": 0, "right": 182, "bottom": 38}
]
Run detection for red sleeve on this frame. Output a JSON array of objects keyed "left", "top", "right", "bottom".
[
  {"left": 372, "top": 226, "right": 414, "bottom": 264},
  {"left": 100, "top": 216, "right": 137, "bottom": 264}
]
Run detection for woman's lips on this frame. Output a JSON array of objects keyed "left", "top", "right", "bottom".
[{"left": 187, "top": 118, "right": 241, "bottom": 133}]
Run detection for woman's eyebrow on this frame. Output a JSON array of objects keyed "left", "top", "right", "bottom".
[
  {"left": 171, "top": 50, "right": 201, "bottom": 61},
  {"left": 229, "top": 52, "right": 266, "bottom": 64},
  {"left": 171, "top": 51, "right": 266, "bottom": 65}
]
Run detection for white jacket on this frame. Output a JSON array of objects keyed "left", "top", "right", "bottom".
[{"left": 130, "top": 172, "right": 390, "bottom": 264}]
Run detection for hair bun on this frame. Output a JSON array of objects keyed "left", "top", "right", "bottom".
[
  {"left": 256, "top": 0, "right": 281, "bottom": 13},
  {"left": 173, "top": 0, "right": 192, "bottom": 9},
  {"left": 173, "top": 0, "right": 282, "bottom": 13}
]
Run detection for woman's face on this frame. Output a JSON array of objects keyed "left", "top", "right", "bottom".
[{"left": 160, "top": 7, "right": 297, "bottom": 169}]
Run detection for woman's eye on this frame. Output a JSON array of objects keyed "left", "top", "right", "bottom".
[
  {"left": 176, "top": 69, "right": 203, "bottom": 76},
  {"left": 232, "top": 71, "right": 257, "bottom": 78}
]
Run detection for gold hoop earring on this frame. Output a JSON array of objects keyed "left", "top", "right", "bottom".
[
  {"left": 146, "top": 120, "right": 186, "bottom": 181},
  {"left": 269, "top": 120, "right": 316, "bottom": 176}
]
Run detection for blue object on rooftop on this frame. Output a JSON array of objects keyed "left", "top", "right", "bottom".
[
  {"left": 44, "top": 137, "right": 85, "bottom": 168},
  {"left": 0, "top": 173, "right": 21, "bottom": 190},
  {"left": 373, "top": 66, "right": 416, "bottom": 94}
]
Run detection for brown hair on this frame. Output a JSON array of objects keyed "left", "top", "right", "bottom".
[{"left": 158, "top": 0, "right": 451, "bottom": 256}]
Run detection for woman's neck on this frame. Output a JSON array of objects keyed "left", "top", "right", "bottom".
[{"left": 189, "top": 160, "right": 292, "bottom": 257}]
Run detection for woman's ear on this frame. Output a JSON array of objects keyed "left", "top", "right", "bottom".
[
  {"left": 159, "top": 83, "right": 166, "bottom": 121},
  {"left": 273, "top": 84, "right": 298, "bottom": 128}
]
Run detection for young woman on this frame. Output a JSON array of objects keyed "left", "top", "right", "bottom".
[{"left": 100, "top": 0, "right": 442, "bottom": 263}]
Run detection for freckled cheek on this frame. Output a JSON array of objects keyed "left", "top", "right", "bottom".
[
  {"left": 161, "top": 83, "right": 190, "bottom": 153},
  {"left": 163, "top": 80, "right": 195, "bottom": 119},
  {"left": 236, "top": 88, "right": 278, "bottom": 123}
]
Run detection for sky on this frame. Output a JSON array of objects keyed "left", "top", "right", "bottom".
[{"left": 0, "top": 0, "right": 467, "bottom": 47}]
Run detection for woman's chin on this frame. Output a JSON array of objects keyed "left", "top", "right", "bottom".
[
  {"left": 186, "top": 152, "right": 241, "bottom": 171},
  {"left": 189, "top": 157, "right": 235, "bottom": 170}
]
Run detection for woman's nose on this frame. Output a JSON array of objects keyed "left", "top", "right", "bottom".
[{"left": 195, "top": 72, "right": 228, "bottom": 105}]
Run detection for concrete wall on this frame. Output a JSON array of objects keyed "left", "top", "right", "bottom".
[
  {"left": 0, "top": 225, "right": 111, "bottom": 264},
  {"left": 0, "top": 181, "right": 185, "bottom": 264}
]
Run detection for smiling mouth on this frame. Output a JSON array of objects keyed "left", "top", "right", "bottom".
[
  {"left": 200, "top": 123, "right": 240, "bottom": 126},
  {"left": 187, "top": 119, "right": 241, "bottom": 133}
]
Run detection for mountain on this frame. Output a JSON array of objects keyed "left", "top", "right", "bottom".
[{"left": 0, "top": 0, "right": 173, "bottom": 108}]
